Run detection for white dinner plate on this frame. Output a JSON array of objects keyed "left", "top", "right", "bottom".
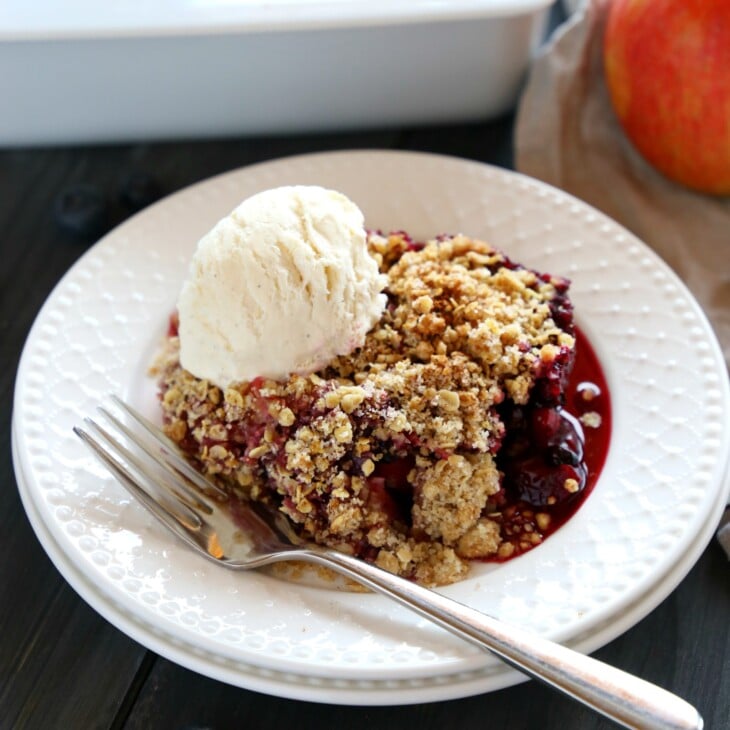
[
  {"left": 12, "top": 423, "right": 730, "bottom": 704},
  {"left": 12, "top": 150, "right": 730, "bottom": 701}
]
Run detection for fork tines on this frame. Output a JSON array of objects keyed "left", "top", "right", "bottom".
[{"left": 73, "top": 396, "right": 225, "bottom": 535}]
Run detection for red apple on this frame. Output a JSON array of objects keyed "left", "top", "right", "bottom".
[{"left": 603, "top": 0, "right": 730, "bottom": 196}]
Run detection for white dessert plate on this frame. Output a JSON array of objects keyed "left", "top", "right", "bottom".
[
  {"left": 12, "top": 424, "right": 729, "bottom": 705},
  {"left": 12, "top": 150, "right": 730, "bottom": 701}
]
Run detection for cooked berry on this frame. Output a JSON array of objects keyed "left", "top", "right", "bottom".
[
  {"left": 508, "top": 459, "right": 586, "bottom": 507},
  {"left": 530, "top": 407, "right": 563, "bottom": 450},
  {"left": 546, "top": 443, "right": 581, "bottom": 466}
]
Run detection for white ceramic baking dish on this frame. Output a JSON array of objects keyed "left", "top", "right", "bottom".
[{"left": 0, "top": 0, "right": 554, "bottom": 145}]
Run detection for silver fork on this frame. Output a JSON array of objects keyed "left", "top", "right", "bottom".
[{"left": 74, "top": 396, "right": 702, "bottom": 730}]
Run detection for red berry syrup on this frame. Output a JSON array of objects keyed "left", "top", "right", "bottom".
[{"left": 491, "top": 327, "right": 612, "bottom": 560}]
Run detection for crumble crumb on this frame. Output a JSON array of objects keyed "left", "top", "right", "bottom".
[{"left": 580, "top": 411, "right": 602, "bottom": 428}]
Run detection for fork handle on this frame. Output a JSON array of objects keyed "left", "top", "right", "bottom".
[{"left": 294, "top": 548, "right": 701, "bottom": 730}]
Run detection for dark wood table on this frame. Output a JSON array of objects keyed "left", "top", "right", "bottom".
[{"left": 2, "top": 114, "right": 728, "bottom": 730}]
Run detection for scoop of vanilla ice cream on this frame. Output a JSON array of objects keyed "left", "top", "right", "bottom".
[{"left": 177, "top": 185, "right": 387, "bottom": 388}]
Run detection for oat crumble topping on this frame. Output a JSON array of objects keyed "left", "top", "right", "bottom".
[{"left": 153, "top": 231, "right": 578, "bottom": 586}]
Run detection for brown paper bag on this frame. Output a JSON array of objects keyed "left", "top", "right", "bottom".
[{"left": 515, "top": 0, "right": 730, "bottom": 365}]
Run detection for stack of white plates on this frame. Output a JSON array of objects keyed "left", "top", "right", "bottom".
[{"left": 12, "top": 151, "right": 730, "bottom": 704}]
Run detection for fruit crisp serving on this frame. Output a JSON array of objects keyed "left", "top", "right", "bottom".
[{"left": 154, "top": 231, "right": 587, "bottom": 587}]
